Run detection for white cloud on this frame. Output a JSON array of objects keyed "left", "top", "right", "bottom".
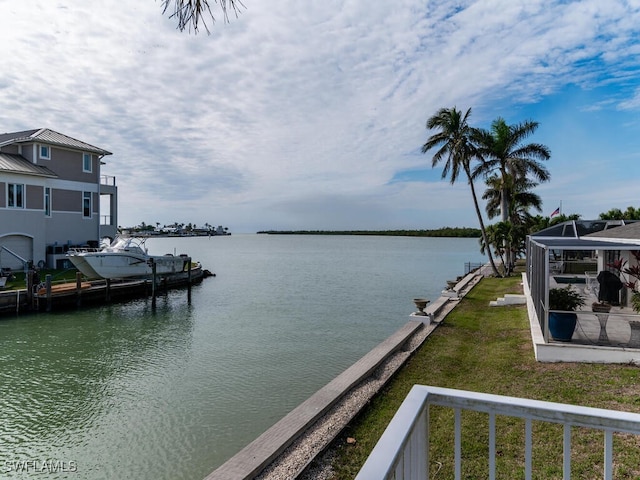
[
  {"left": 1, "top": 0, "right": 640, "bottom": 231},
  {"left": 618, "top": 88, "right": 640, "bottom": 110}
]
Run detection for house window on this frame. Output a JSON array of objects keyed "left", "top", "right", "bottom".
[
  {"left": 8, "top": 183, "right": 24, "bottom": 208},
  {"left": 40, "top": 145, "right": 50, "bottom": 160},
  {"left": 83, "top": 153, "right": 92, "bottom": 173},
  {"left": 45, "top": 187, "right": 51, "bottom": 217},
  {"left": 83, "top": 191, "right": 92, "bottom": 218}
]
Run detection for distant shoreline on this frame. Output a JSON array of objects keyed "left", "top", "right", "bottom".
[
  {"left": 118, "top": 232, "right": 231, "bottom": 238},
  {"left": 256, "top": 228, "right": 481, "bottom": 238}
]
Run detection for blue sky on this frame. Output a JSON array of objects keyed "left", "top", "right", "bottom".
[{"left": 1, "top": 1, "right": 639, "bottom": 232}]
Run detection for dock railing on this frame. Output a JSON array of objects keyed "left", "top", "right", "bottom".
[
  {"left": 464, "top": 262, "right": 484, "bottom": 274},
  {"left": 355, "top": 385, "right": 640, "bottom": 480}
]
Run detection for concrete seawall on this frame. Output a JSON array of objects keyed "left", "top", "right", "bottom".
[{"left": 205, "top": 269, "right": 485, "bottom": 480}]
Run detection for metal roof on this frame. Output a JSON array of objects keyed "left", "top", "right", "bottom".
[
  {"left": 0, "top": 128, "right": 112, "bottom": 156},
  {"left": 0, "top": 129, "right": 39, "bottom": 145},
  {"left": 530, "top": 219, "right": 636, "bottom": 238},
  {"left": 529, "top": 237, "right": 640, "bottom": 250},
  {"left": 585, "top": 221, "right": 640, "bottom": 241},
  {"left": 0, "top": 152, "right": 58, "bottom": 178}
]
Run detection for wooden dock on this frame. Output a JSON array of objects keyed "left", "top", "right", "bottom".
[{"left": 0, "top": 265, "right": 210, "bottom": 315}]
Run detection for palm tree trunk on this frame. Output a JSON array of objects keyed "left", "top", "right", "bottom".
[
  {"left": 466, "top": 165, "right": 501, "bottom": 277},
  {"left": 500, "top": 184, "right": 514, "bottom": 275}
]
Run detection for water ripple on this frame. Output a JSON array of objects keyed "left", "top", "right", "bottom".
[{"left": 0, "top": 235, "right": 485, "bottom": 479}]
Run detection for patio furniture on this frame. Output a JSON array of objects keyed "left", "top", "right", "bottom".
[
  {"left": 629, "top": 321, "right": 640, "bottom": 348},
  {"left": 595, "top": 312, "right": 610, "bottom": 343},
  {"left": 597, "top": 271, "right": 623, "bottom": 304},
  {"left": 550, "top": 260, "right": 564, "bottom": 274},
  {"left": 584, "top": 271, "right": 599, "bottom": 295}
]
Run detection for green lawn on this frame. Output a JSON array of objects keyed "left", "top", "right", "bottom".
[
  {"left": 329, "top": 276, "right": 640, "bottom": 479},
  {"left": 1, "top": 269, "right": 80, "bottom": 290}
]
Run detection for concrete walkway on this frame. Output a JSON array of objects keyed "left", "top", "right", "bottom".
[{"left": 205, "top": 269, "right": 486, "bottom": 480}]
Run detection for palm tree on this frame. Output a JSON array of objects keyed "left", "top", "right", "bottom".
[
  {"left": 472, "top": 117, "right": 550, "bottom": 223},
  {"left": 472, "top": 117, "right": 550, "bottom": 272},
  {"left": 482, "top": 174, "right": 543, "bottom": 271},
  {"left": 422, "top": 107, "right": 501, "bottom": 277},
  {"left": 480, "top": 222, "right": 510, "bottom": 270},
  {"left": 482, "top": 174, "right": 542, "bottom": 223},
  {"left": 161, "top": 0, "right": 242, "bottom": 33},
  {"left": 599, "top": 206, "right": 640, "bottom": 220}
]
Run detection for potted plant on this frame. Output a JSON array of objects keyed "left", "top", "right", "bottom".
[
  {"left": 623, "top": 251, "right": 640, "bottom": 315},
  {"left": 608, "top": 251, "right": 640, "bottom": 314},
  {"left": 632, "top": 292, "right": 640, "bottom": 313},
  {"left": 548, "top": 285, "right": 585, "bottom": 341}
]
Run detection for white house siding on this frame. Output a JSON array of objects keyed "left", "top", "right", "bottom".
[
  {"left": 0, "top": 234, "right": 34, "bottom": 270},
  {"left": 45, "top": 212, "right": 99, "bottom": 246},
  {"left": 0, "top": 234, "right": 33, "bottom": 270}
]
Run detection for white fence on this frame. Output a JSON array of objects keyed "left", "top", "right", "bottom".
[{"left": 355, "top": 385, "right": 640, "bottom": 480}]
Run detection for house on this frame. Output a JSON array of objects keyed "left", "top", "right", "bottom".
[
  {"left": 525, "top": 219, "right": 640, "bottom": 363},
  {"left": 0, "top": 128, "right": 117, "bottom": 270}
]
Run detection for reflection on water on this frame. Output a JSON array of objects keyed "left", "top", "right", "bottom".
[
  {"left": 0, "top": 297, "right": 195, "bottom": 478},
  {"left": 0, "top": 235, "right": 485, "bottom": 479}
]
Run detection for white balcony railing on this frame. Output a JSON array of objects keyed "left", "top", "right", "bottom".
[
  {"left": 100, "top": 174, "right": 116, "bottom": 186},
  {"left": 355, "top": 385, "right": 640, "bottom": 480}
]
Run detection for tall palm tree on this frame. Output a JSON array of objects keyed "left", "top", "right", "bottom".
[
  {"left": 472, "top": 117, "right": 550, "bottom": 272},
  {"left": 472, "top": 117, "right": 550, "bottom": 223},
  {"left": 422, "top": 107, "right": 501, "bottom": 277}
]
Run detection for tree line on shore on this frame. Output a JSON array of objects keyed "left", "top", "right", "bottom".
[{"left": 120, "top": 221, "right": 230, "bottom": 236}]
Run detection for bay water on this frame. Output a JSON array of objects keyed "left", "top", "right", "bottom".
[{"left": 0, "top": 234, "right": 485, "bottom": 479}]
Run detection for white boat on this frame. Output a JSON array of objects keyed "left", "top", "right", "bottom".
[{"left": 67, "top": 236, "right": 188, "bottom": 280}]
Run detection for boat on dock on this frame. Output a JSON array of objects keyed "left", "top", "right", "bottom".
[
  {"left": 0, "top": 263, "right": 210, "bottom": 315},
  {"left": 1, "top": 237, "right": 215, "bottom": 315},
  {"left": 67, "top": 236, "right": 189, "bottom": 280}
]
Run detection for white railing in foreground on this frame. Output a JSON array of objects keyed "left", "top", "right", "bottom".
[{"left": 355, "top": 385, "right": 640, "bottom": 480}]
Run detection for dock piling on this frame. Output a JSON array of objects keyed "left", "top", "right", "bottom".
[
  {"left": 76, "top": 272, "right": 83, "bottom": 308},
  {"left": 26, "top": 270, "right": 34, "bottom": 312},
  {"left": 151, "top": 259, "right": 157, "bottom": 309},
  {"left": 187, "top": 257, "right": 192, "bottom": 303},
  {"left": 45, "top": 274, "right": 52, "bottom": 312}
]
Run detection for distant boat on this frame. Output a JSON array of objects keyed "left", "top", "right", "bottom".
[{"left": 67, "top": 236, "right": 188, "bottom": 280}]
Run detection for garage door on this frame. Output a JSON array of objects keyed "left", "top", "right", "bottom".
[{"left": 0, "top": 235, "right": 33, "bottom": 270}]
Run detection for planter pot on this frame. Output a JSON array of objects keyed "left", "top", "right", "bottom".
[
  {"left": 592, "top": 303, "right": 612, "bottom": 314},
  {"left": 413, "top": 298, "right": 429, "bottom": 316},
  {"left": 549, "top": 312, "right": 577, "bottom": 342}
]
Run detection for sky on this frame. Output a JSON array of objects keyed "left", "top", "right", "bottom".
[{"left": 1, "top": 0, "right": 639, "bottom": 233}]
